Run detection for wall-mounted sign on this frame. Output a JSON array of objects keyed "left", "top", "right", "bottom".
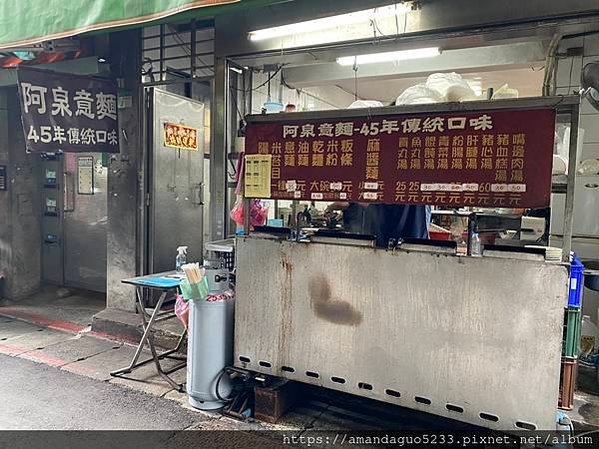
[
  {"left": 163, "top": 122, "right": 199, "bottom": 151},
  {"left": 244, "top": 154, "right": 272, "bottom": 198},
  {"left": 0, "top": 165, "right": 6, "bottom": 190},
  {"left": 17, "top": 67, "right": 119, "bottom": 153},
  {"left": 77, "top": 156, "right": 94, "bottom": 195},
  {"left": 245, "top": 108, "right": 556, "bottom": 208}
]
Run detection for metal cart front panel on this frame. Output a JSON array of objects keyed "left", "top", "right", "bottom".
[{"left": 235, "top": 236, "right": 568, "bottom": 431}]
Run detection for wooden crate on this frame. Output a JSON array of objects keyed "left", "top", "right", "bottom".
[{"left": 254, "top": 380, "right": 299, "bottom": 424}]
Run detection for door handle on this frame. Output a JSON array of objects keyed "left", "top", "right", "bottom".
[{"left": 192, "top": 183, "right": 204, "bottom": 205}]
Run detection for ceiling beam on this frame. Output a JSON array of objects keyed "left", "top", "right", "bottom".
[{"left": 216, "top": 0, "right": 599, "bottom": 57}]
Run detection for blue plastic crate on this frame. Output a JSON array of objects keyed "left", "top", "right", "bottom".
[{"left": 568, "top": 257, "right": 584, "bottom": 308}]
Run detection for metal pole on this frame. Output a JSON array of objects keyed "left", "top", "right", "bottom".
[
  {"left": 190, "top": 19, "right": 197, "bottom": 79},
  {"left": 466, "top": 213, "right": 475, "bottom": 256},
  {"left": 246, "top": 70, "right": 253, "bottom": 115},
  {"left": 243, "top": 198, "right": 251, "bottom": 234},
  {"left": 562, "top": 103, "right": 580, "bottom": 262},
  {"left": 291, "top": 200, "right": 298, "bottom": 229},
  {"left": 159, "top": 24, "right": 165, "bottom": 81},
  {"left": 211, "top": 57, "right": 228, "bottom": 240}
]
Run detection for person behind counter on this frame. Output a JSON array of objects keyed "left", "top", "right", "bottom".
[
  {"left": 326, "top": 100, "right": 430, "bottom": 247},
  {"left": 326, "top": 203, "right": 430, "bottom": 247}
]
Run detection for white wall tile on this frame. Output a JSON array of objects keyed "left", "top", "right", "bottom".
[
  {"left": 555, "top": 87, "right": 575, "bottom": 95},
  {"left": 582, "top": 55, "right": 599, "bottom": 68},
  {"left": 556, "top": 56, "right": 582, "bottom": 88},
  {"left": 559, "top": 37, "right": 584, "bottom": 50},
  {"left": 581, "top": 96, "right": 599, "bottom": 115},
  {"left": 583, "top": 34, "right": 599, "bottom": 57},
  {"left": 251, "top": 78, "right": 355, "bottom": 112},
  {"left": 582, "top": 142, "right": 599, "bottom": 160},
  {"left": 580, "top": 114, "right": 599, "bottom": 143}
]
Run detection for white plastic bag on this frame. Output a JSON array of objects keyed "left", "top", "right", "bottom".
[
  {"left": 554, "top": 124, "right": 586, "bottom": 174},
  {"left": 425, "top": 72, "right": 478, "bottom": 102},
  {"left": 348, "top": 100, "right": 384, "bottom": 109},
  {"left": 491, "top": 83, "right": 519, "bottom": 100},
  {"left": 395, "top": 84, "right": 443, "bottom": 105},
  {"left": 552, "top": 155, "right": 568, "bottom": 175}
]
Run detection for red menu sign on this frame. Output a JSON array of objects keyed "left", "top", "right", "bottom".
[{"left": 245, "top": 108, "right": 556, "bottom": 208}]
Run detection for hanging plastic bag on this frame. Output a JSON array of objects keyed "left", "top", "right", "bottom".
[
  {"left": 230, "top": 151, "right": 268, "bottom": 228},
  {"left": 174, "top": 294, "right": 189, "bottom": 329},
  {"left": 230, "top": 197, "right": 268, "bottom": 228}
]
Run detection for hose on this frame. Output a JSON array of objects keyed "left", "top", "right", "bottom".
[
  {"left": 543, "top": 33, "right": 563, "bottom": 96},
  {"left": 215, "top": 368, "right": 234, "bottom": 403}
]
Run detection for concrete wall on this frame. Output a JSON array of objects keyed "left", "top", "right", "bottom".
[
  {"left": 0, "top": 33, "right": 143, "bottom": 307},
  {"left": 105, "top": 30, "right": 142, "bottom": 311},
  {"left": 0, "top": 90, "right": 10, "bottom": 297},
  {"left": 0, "top": 88, "right": 42, "bottom": 300},
  {"left": 104, "top": 29, "right": 212, "bottom": 312}
]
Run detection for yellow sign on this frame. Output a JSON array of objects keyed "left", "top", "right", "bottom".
[
  {"left": 163, "top": 123, "right": 199, "bottom": 151},
  {"left": 245, "top": 154, "right": 272, "bottom": 198}
]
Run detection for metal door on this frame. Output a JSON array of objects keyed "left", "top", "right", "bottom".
[
  {"left": 148, "top": 89, "right": 204, "bottom": 273},
  {"left": 63, "top": 153, "right": 108, "bottom": 292}
]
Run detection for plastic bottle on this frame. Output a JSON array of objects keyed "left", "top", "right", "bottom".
[
  {"left": 176, "top": 246, "right": 188, "bottom": 272},
  {"left": 470, "top": 232, "right": 482, "bottom": 257}
]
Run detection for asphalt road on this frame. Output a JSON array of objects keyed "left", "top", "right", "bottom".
[
  {"left": 0, "top": 355, "right": 291, "bottom": 449},
  {"left": 0, "top": 353, "right": 199, "bottom": 430}
]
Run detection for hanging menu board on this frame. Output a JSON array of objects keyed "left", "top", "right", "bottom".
[
  {"left": 17, "top": 67, "right": 119, "bottom": 154},
  {"left": 244, "top": 108, "right": 556, "bottom": 208}
]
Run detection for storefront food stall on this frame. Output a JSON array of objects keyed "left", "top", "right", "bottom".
[{"left": 233, "top": 95, "right": 580, "bottom": 431}]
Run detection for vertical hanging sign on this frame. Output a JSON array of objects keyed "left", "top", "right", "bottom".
[{"left": 17, "top": 67, "right": 119, "bottom": 153}]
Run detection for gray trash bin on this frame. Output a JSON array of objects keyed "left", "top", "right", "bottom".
[{"left": 187, "top": 298, "right": 235, "bottom": 410}]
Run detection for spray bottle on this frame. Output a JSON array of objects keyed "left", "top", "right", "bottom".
[{"left": 176, "top": 246, "right": 188, "bottom": 272}]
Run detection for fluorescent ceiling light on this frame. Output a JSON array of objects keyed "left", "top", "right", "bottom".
[
  {"left": 337, "top": 47, "right": 441, "bottom": 66},
  {"left": 248, "top": 3, "right": 412, "bottom": 41}
]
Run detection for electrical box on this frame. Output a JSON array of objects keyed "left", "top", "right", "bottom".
[
  {"left": 44, "top": 168, "right": 57, "bottom": 188},
  {"left": 0, "top": 165, "right": 6, "bottom": 190}
]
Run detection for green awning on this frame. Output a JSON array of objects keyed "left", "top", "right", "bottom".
[{"left": 0, "top": 0, "right": 280, "bottom": 50}]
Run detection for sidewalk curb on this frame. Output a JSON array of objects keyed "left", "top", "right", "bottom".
[
  {"left": 0, "top": 309, "right": 85, "bottom": 334},
  {"left": 92, "top": 308, "right": 184, "bottom": 349}
]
